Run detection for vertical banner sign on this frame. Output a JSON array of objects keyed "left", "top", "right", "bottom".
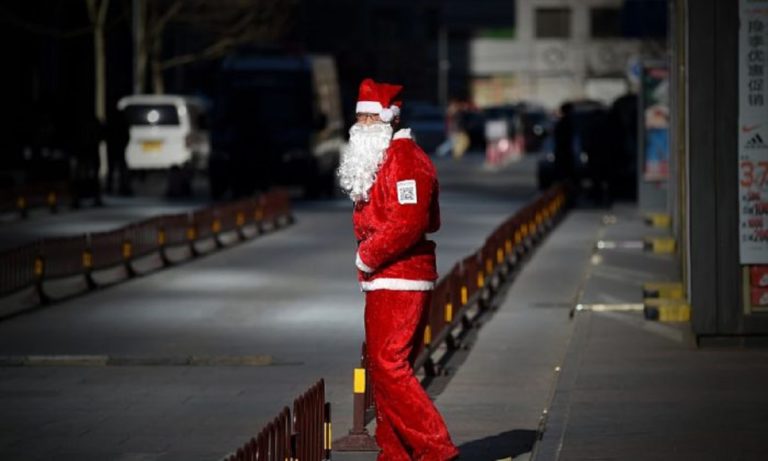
[
  {"left": 641, "top": 64, "right": 670, "bottom": 181},
  {"left": 739, "top": 0, "right": 768, "bottom": 264}
]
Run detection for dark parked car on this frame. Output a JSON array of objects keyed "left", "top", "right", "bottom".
[
  {"left": 518, "top": 104, "right": 554, "bottom": 154},
  {"left": 208, "top": 52, "right": 343, "bottom": 199},
  {"left": 402, "top": 102, "right": 445, "bottom": 155},
  {"left": 537, "top": 100, "right": 611, "bottom": 203}
]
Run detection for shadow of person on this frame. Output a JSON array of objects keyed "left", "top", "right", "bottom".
[{"left": 457, "top": 429, "right": 538, "bottom": 460}]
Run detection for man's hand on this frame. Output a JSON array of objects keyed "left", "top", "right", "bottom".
[{"left": 356, "top": 252, "right": 375, "bottom": 274}]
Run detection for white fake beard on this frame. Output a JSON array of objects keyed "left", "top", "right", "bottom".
[{"left": 337, "top": 123, "right": 393, "bottom": 202}]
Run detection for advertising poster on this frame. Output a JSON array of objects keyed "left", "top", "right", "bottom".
[
  {"left": 738, "top": 0, "right": 768, "bottom": 264},
  {"left": 641, "top": 64, "right": 670, "bottom": 181}
]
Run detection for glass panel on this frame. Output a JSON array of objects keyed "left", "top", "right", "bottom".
[{"left": 535, "top": 8, "right": 571, "bottom": 39}]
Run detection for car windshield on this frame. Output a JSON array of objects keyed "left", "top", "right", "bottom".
[
  {"left": 216, "top": 70, "right": 313, "bottom": 128},
  {"left": 123, "top": 104, "right": 180, "bottom": 126},
  {"left": 523, "top": 112, "right": 548, "bottom": 124},
  {"left": 407, "top": 106, "right": 443, "bottom": 121},
  {"left": 484, "top": 106, "right": 519, "bottom": 120}
]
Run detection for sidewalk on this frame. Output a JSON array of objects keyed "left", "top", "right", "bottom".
[
  {"left": 533, "top": 206, "right": 768, "bottom": 461},
  {"left": 436, "top": 208, "right": 602, "bottom": 460},
  {"left": 359, "top": 204, "right": 768, "bottom": 461}
]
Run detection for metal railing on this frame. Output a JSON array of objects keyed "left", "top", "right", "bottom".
[
  {"left": 0, "top": 181, "right": 70, "bottom": 218},
  {"left": 0, "top": 190, "right": 293, "bottom": 318},
  {"left": 225, "top": 379, "right": 331, "bottom": 461},
  {"left": 335, "top": 184, "right": 569, "bottom": 451}
]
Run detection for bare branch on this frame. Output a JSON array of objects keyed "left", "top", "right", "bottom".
[
  {"left": 86, "top": 0, "right": 97, "bottom": 21},
  {"left": 160, "top": 34, "right": 250, "bottom": 70},
  {"left": 0, "top": 2, "right": 95, "bottom": 38},
  {"left": 147, "top": 0, "right": 183, "bottom": 39},
  {"left": 141, "top": 0, "right": 299, "bottom": 90},
  {"left": 97, "top": 0, "right": 110, "bottom": 25}
]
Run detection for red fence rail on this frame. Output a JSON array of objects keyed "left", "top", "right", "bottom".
[
  {"left": 0, "top": 189, "right": 294, "bottom": 318},
  {"left": 226, "top": 379, "right": 330, "bottom": 461},
  {"left": 0, "top": 242, "right": 40, "bottom": 297},
  {"left": 293, "top": 380, "right": 332, "bottom": 461},
  {"left": 0, "top": 181, "right": 70, "bottom": 218}
]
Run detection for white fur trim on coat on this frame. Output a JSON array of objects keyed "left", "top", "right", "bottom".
[
  {"left": 360, "top": 278, "right": 435, "bottom": 291},
  {"left": 356, "top": 101, "right": 384, "bottom": 114},
  {"left": 393, "top": 128, "right": 412, "bottom": 140},
  {"left": 356, "top": 252, "right": 375, "bottom": 273}
]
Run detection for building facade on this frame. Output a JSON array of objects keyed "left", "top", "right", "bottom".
[{"left": 470, "top": 0, "right": 644, "bottom": 109}]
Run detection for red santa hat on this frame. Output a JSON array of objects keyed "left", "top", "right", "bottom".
[{"left": 356, "top": 78, "right": 403, "bottom": 123}]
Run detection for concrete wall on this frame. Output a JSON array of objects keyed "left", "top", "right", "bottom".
[{"left": 470, "top": 0, "right": 640, "bottom": 108}]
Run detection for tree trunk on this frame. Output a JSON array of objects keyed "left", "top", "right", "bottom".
[
  {"left": 87, "top": 0, "right": 109, "bottom": 121},
  {"left": 147, "top": 0, "right": 168, "bottom": 95},
  {"left": 151, "top": 32, "right": 164, "bottom": 94},
  {"left": 134, "top": 0, "right": 147, "bottom": 94},
  {"left": 87, "top": 0, "right": 110, "bottom": 181}
]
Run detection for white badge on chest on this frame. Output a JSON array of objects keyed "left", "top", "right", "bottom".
[{"left": 396, "top": 179, "right": 417, "bottom": 204}]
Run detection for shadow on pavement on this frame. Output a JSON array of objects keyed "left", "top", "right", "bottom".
[{"left": 457, "top": 429, "right": 537, "bottom": 460}]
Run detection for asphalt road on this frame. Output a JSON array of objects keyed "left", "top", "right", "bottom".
[{"left": 0, "top": 154, "right": 539, "bottom": 461}]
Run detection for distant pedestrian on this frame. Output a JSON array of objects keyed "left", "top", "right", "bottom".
[
  {"left": 106, "top": 110, "right": 132, "bottom": 195},
  {"left": 553, "top": 102, "right": 576, "bottom": 184},
  {"left": 337, "top": 78, "right": 459, "bottom": 461},
  {"left": 71, "top": 113, "right": 105, "bottom": 207}
]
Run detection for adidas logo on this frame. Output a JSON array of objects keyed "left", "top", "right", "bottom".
[{"left": 746, "top": 133, "right": 767, "bottom": 149}]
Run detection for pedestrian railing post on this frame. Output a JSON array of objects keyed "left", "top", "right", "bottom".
[
  {"left": 33, "top": 255, "right": 50, "bottom": 305},
  {"left": 47, "top": 191, "right": 58, "bottom": 214},
  {"left": 186, "top": 216, "right": 199, "bottom": 257},
  {"left": 122, "top": 238, "right": 136, "bottom": 278},
  {"left": 235, "top": 210, "right": 247, "bottom": 241},
  {"left": 254, "top": 204, "right": 265, "bottom": 235},
  {"left": 82, "top": 234, "right": 97, "bottom": 290},
  {"left": 158, "top": 227, "right": 172, "bottom": 267},
  {"left": 333, "top": 361, "right": 378, "bottom": 451},
  {"left": 16, "top": 195, "right": 27, "bottom": 219},
  {"left": 324, "top": 401, "right": 332, "bottom": 459}
]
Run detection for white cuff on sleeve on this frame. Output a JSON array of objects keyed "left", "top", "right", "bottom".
[{"left": 356, "top": 252, "right": 375, "bottom": 273}]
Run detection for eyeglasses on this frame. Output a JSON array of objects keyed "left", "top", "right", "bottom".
[{"left": 356, "top": 113, "right": 381, "bottom": 124}]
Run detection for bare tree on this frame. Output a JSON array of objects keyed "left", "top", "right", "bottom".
[
  {"left": 138, "top": 0, "right": 298, "bottom": 94},
  {"left": 86, "top": 0, "right": 110, "bottom": 179},
  {"left": 86, "top": 0, "right": 110, "bottom": 122}
]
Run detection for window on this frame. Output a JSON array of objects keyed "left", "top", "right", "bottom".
[
  {"left": 123, "top": 105, "right": 180, "bottom": 126},
  {"left": 591, "top": 8, "right": 622, "bottom": 38},
  {"left": 535, "top": 8, "right": 571, "bottom": 39}
]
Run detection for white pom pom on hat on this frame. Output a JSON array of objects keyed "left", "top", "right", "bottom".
[{"left": 379, "top": 108, "right": 394, "bottom": 123}]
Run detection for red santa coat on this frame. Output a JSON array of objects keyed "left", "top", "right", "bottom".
[{"left": 354, "top": 129, "right": 441, "bottom": 291}]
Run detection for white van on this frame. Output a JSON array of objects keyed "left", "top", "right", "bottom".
[{"left": 117, "top": 95, "right": 210, "bottom": 171}]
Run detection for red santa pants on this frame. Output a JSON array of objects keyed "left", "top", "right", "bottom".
[{"left": 365, "top": 289, "right": 459, "bottom": 461}]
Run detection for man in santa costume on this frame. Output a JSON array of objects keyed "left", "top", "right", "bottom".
[{"left": 337, "top": 78, "right": 460, "bottom": 461}]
